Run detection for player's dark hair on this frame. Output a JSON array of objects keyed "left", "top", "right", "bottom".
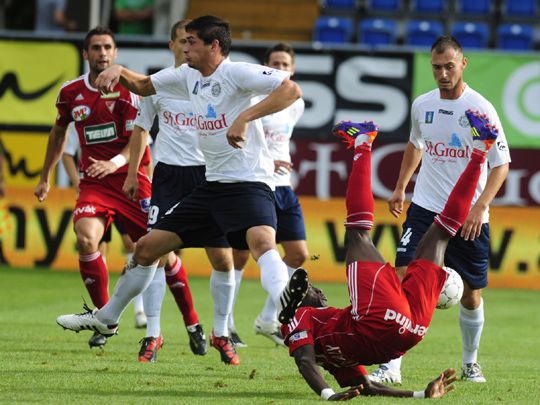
[
  {"left": 185, "top": 15, "right": 231, "bottom": 56},
  {"left": 83, "top": 27, "right": 116, "bottom": 50},
  {"left": 431, "top": 35, "right": 463, "bottom": 54},
  {"left": 264, "top": 42, "right": 296, "bottom": 65},
  {"left": 170, "top": 19, "right": 191, "bottom": 41}
]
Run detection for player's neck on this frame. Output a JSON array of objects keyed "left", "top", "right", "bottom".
[
  {"left": 88, "top": 71, "right": 100, "bottom": 89},
  {"left": 439, "top": 81, "right": 466, "bottom": 100},
  {"left": 199, "top": 55, "right": 226, "bottom": 77}
]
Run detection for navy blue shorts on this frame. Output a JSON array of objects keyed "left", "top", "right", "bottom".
[
  {"left": 274, "top": 186, "right": 306, "bottom": 243},
  {"left": 154, "top": 181, "right": 276, "bottom": 250},
  {"left": 100, "top": 218, "right": 126, "bottom": 243},
  {"left": 395, "top": 203, "right": 490, "bottom": 289}
]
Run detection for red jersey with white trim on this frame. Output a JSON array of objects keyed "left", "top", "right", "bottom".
[
  {"left": 282, "top": 260, "right": 447, "bottom": 371},
  {"left": 55, "top": 73, "right": 148, "bottom": 174}
]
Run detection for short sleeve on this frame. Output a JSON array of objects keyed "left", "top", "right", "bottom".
[
  {"left": 229, "top": 62, "right": 289, "bottom": 96},
  {"left": 55, "top": 87, "right": 72, "bottom": 128},
  {"left": 290, "top": 98, "right": 305, "bottom": 125},
  {"left": 151, "top": 65, "right": 189, "bottom": 100},
  {"left": 409, "top": 99, "right": 425, "bottom": 149},
  {"left": 483, "top": 104, "right": 511, "bottom": 169},
  {"left": 134, "top": 96, "right": 158, "bottom": 131}
]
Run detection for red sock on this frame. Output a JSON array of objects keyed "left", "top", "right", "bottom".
[
  {"left": 345, "top": 145, "right": 374, "bottom": 230},
  {"left": 165, "top": 256, "right": 199, "bottom": 326},
  {"left": 79, "top": 251, "right": 108, "bottom": 308},
  {"left": 435, "top": 150, "right": 486, "bottom": 236}
]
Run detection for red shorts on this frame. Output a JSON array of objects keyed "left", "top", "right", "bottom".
[{"left": 73, "top": 173, "right": 151, "bottom": 242}]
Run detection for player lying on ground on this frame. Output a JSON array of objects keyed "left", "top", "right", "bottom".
[{"left": 277, "top": 110, "right": 499, "bottom": 400}]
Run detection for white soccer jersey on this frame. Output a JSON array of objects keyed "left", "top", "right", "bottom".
[
  {"left": 410, "top": 85, "right": 511, "bottom": 223},
  {"left": 260, "top": 97, "right": 305, "bottom": 187},
  {"left": 151, "top": 58, "right": 289, "bottom": 186},
  {"left": 64, "top": 123, "right": 80, "bottom": 156},
  {"left": 135, "top": 82, "right": 204, "bottom": 166}
]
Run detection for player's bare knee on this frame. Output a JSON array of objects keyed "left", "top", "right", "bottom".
[
  {"left": 133, "top": 239, "right": 159, "bottom": 266},
  {"left": 460, "top": 286, "right": 482, "bottom": 309},
  {"left": 283, "top": 249, "right": 309, "bottom": 269},
  {"left": 75, "top": 232, "right": 99, "bottom": 254}
]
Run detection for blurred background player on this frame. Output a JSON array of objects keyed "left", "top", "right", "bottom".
[
  {"left": 280, "top": 110, "right": 498, "bottom": 400},
  {"left": 371, "top": 35, "right": 511, "bottom": 384},
  {"left": 229, "top": 42, "right": 308, "bottom": 347},
  {"left": 123, "top": 19, "right": 214, "bottom": 362},
  {"left": 61, "top": 123, "right": 148, "bottom": 331},
  {"left": 35, "top": 27, "right": 152, "bottom": 350},
  {"left": 114, "top": 0, "right": 154, "bottom": 35},
  {"left": 56, "top": 15, "right": 302, "bottom": 367},
  {"left": 35, "top": 0, "right": 77, "bottom": 33}
]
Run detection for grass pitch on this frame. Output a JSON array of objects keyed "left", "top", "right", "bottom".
[{"left": 0, "top": 265, "right": 539, "bottom": 404}]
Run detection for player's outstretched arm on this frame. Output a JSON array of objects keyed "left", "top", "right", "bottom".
[
  {"left": 293, "top": 345, "right": 361, "bottom": 401},
  {"left": 359, "top": 368, "right": 457, "bottom": 399},
  {"left": 34, "top": 124, "right": 68, "bottom": 202},
  {"left": 96, "top": 64, "right": 156, "bottom": 96},
  {"left": 388, "top": 142, "right": 423, "bottom": 218}
]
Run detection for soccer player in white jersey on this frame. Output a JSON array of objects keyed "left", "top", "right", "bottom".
[
  {"left": 229, "top": 43, "right": 308, "bottom": 347},
  {"left": 369, "top": 35, "right": 510, "bottom": 384},
  {"left": 123, "top": 19, "right": 231, "bottom": 362},
  {"left": 56, "top": 15, "right": 303, "bottom": 367}
]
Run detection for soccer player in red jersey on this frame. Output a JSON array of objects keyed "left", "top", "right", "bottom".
[
  {"left": 279, "top": 110, "right": 498, "bottom": 400},
  {"left": 34, "top": 27, "right": 152, "bottom": 348}
]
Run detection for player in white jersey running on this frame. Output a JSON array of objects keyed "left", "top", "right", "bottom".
[
  {"left": 56, "top": 15, "right": 303, "bottom": 367},
  {"left": 123, "top": 20, "right": 217, "bottom": 362},
  {"left": 369, "top": 35, "right": 510, "bottom": 384},
  {"left": 229, "top": 43, "right": 308, "bottom": 347}
]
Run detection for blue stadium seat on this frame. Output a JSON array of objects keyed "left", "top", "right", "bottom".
[
  {"left": 503, "top": 0, "right": 537, "bottom": 17},
  {"left": 457, "top": 0, "right": 492, "bottom": 16},
  {"left": 497, "top": 23, "right": 534, "bottom": 50},
  {"left": 405, "top": 20, "right": 444, "bottom": 47},
  {"left": 411, "top": 0, "right": 446, "bottom": 14},
  {"left": 358, "top": 18, "right": 398, "bottom": 47},
  {"left": 367, "top": 0, "right": 401, "bottom": 12},
  {"left": 322, "top": 0, "right": 357, "bottom": 11},
  {"left": 314, "top": 17, "right": 354, "bottom": 43},
  {"left": 451, "top": 22, "right": 490, "bottom": 48}
]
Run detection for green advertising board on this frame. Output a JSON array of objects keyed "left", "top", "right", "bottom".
[{"left": 413, "top": 52, "right": 540, "bottom": 149}]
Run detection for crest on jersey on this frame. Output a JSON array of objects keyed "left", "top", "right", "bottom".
[
  {"left": 288, "top": 330, "right": 308, "bottom": 343},
  {"left": 458, "top": 114, "right": 470, "bottom": 128},
  {"left": 211, "top": 82, "right": 221, "bottom": 96},
  {"left": 71, "top": 105, "right": 91, "bottom": 121},
  {"left": 424, "top": 111, "right": 434, "bottom": 124},
  {"left": 105, "top": 100, "right": 116, "bottom": 113}
]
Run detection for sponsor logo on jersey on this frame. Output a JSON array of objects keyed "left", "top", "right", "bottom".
[
  {"left": 262, "top": 70, "right": 274, "bottom": 75},
  {"left": 425, "top": 111, "right": 434, "bottom": 123},
  {"left": 425, "top": 140, "right": 471, "bottom": 159},
  {"left": 201, "top": 80, "right": 211, "bottom": 89},
  {"left": 71, "top": 105, "right": 91, "bottom": 121},
  {"left": 438, "top": 108, "right": 453, "bottom": 115},
  {"left": 448, "top": 133, "right": 462, "bottom": 147},
  {"left": 497, "top": 141, "right": 508, "bottom": 151},
  {"left": 211, "top": 82, "right": 221, "bottom": 96},
  {"left": 73, "top": 205, "right": 96, "bottom": 216},
  {"left": 139, "top": 197, "right": 151, "bottom": 213},
  {"left": 163, "top": 111, "right": 196, "bottom": 127},
  {"left": 196, "top": 113, "right": 228, "bottom": 131},
  {"left": 384, "top": 308, "right": 428, "bottom": 337},
  {"left": 100, "top": 91, "right": 120, "bottom": 99},
  {"left": 83, "top": 122, "right": 118, "bottom": 144},
  {"left": 75, "top": 93, "right": 84, "bottom": 101},
  {"left": 125, "top": 119, "right": 134, "bottom": 131},
  {"left": 288, "top": 330, "right": 308, "bottom": 342},
  {"left": 206, "top": 104, "right": 217, "bottom": 118}
]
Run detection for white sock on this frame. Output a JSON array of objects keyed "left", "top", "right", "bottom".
[
  {"left": 286, "top": 265, "right": 297, "bottom": 278},
  {"left": 210, "top": 269, "right": 235, "bottom": 337},
  {"left": 384, "top": 357, "right": 402, "bottom": 375},
  {"left": 143, "top": 266, "right": 166, "bottom": 337},
  {"left": 228, "top": 268, "right": 244, "bottom": 330},
  {"left": 258, "top": 249, "right": 288, "bottom": 307},
  {"left": 258, "top": 296, "right": 277, "bottom": 323},
  {"left": 460, "top": 298, "right": 484, "bottom": 365},
  {"left": 96, "top": 262, "right": 158, "bottom": 325},
  {"left": 133, "top": 294, "right": 144, "bottom": 314}
]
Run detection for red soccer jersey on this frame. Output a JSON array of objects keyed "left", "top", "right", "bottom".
[{"left": 55, "top": 73, "right": 149, "bottom": 174}]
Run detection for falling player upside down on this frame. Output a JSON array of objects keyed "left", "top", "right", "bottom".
[{"left": 278, "top": 110, "right": 499, "bottom": 401}]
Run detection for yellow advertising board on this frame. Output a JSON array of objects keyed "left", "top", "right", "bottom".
[
  {"left": 1, "top": 189, "right": 539, "bottom": 289},
  {"left": 0, "top": 41, "right": 80, "bottom": 126}
]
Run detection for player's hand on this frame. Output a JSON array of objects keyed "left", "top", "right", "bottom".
[
  {"left": 34, "top": 181, "right": 50, "bottom": 202},
  {"left": 227, "top": 117, "right": 248, "bottom": 149},
  {"left": 274, "top": 160, "right": 293, "bottom": 175},
  {"left": 123, "top": 174, "right": 139, "bottom": 201},
  {"left": 460, "top": 204, "right": 485, "bottom": 241},
  {"left": 95, "top": 65, "right": 122, "bottom": 94},
  {"left": 86, "top": 157, "right": 118, "bottom": 179},
  {"left": 388, "top": 189, "right": 406, "bottom": 218},
  {"left": 425, "top": 368, "right": 457, "bottom": 398},
  {"left": 328, "top": 386, "right": 362, "bottom": 401}
]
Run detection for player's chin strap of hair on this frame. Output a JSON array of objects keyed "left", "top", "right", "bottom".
[
  {"left": 320, "top": 388, "right": 335, "bottom": 400},
  {"left": 110, "top": 154, "right": 127, "bottom": 168}
]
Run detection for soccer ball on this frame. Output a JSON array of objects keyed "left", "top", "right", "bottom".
[{"left": 437, "top": 267, "right": 464, "bottom": 310}]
